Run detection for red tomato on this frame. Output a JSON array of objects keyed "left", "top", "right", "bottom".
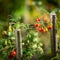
[
  {"left": 8, "top": 50, "right": 16, "bottom": 59},
  {"left": 38, "top": 28, "right": 42, "bottom": 32},
  {"left": 11, "top": 51, "right": 16, "bottom": 57},
  {"left": 34, "top": 23, "right": 38, "bottom": 27},
  {"left": 36, "top": 18, "right": 40, "bottom": 22},
  {"left": 34, "top": 23, "right": 42, "bottom": 27}
]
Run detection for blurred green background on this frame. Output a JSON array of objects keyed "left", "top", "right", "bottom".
[{"left": 0, "top": 0, "right": 60, "bottom": 41}]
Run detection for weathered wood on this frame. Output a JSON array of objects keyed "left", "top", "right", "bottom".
[
  {"left": 15, "top": 29, "right": 22, "bottom": 60},
  {"left": 50, "top": 13, "right": 57, "bottom": 57}
]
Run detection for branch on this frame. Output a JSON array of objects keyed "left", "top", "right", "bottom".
[{"left": 0, "top": 46, "right": 10, "bottom": 52}]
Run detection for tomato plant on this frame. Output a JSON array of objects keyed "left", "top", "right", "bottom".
[{"left": 34, "top": 17, "right": 52, "bottom": 33}]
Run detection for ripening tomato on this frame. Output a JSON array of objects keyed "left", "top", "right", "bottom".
[
  {"left": 38, "top": 27, "right": 44, "bottom": 32},
  {"left": 34, "top": 23, "right": 42, "bottom": 28},
  {"left": 41, "top": 27, "right": 44, "bottom": 31},
  {"left": 47, "top": 25, "right": 52, "bottom": 30},
  {"left": 43, "top": 29, "right": 46, "bottom": 32},
  {"left": 43, "top": 28, "right": 48, "bottom": 32},
  {"left": 38, "top": 24, "right": 42, "bottom": 27},
  {"left": 36, "top": 18, "right": 40, "bottom": 22},
  {"left": 38, "top": 28, "right": 41, "bottom": 32},
  {"left": 2, "top": 31, "right": 7, "bottom": 35},
  {"left": 9, "top": 25, "right": 12, "bottom": 32}
]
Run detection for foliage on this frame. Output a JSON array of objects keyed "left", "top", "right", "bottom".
[
  {"left": 0, "top": 22, "right": 16, "bottom": 60},
  {"left": 13, "top": 21, "right": 44, "bottom": 60},
  {"left": 22, "top": 29, "right": 44, "bottom": 60},
  {"left": 0, "top": 20, "right": 44, "bottom": 60}
]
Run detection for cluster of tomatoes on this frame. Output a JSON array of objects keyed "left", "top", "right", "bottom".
[
  {"left": 8, "top": 49, "right": 16, "bottom": 59},
  {"left": 34, "top": 18, "right": 52, "bottom": 33}
]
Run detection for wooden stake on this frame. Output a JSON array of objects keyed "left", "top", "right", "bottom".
[
  {"left": 50, "top": 12, "right": 57, "bottom": 57},
  {"left": 15, "top": 29, "right": 22, "bottom": 60}
]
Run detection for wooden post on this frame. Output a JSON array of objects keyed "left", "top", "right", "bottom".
[
  {"left": 50, "top": 12, "right": 57, "bottom": 57},
  {"left": 15, "top": 29, "right": 22, "bottom": 60}
]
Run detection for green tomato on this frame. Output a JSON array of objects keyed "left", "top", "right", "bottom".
[
  {"left": 39, "top": 43, "right": 43, "bottom": 47},
  {"left": 5, "top": 40, "right": 7, "bottom": 45},
  {"left": 33, "top": 37, "right": 38, "bottom": 42},
  {"left": 8, "top": 32, "right": 12, "bottom": 36},
  {"left": 8, "top": 40, "right": 11, "bottom": 45},
  {"left": 32, "top": 44, "right": 37, "bottom": 49}
]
